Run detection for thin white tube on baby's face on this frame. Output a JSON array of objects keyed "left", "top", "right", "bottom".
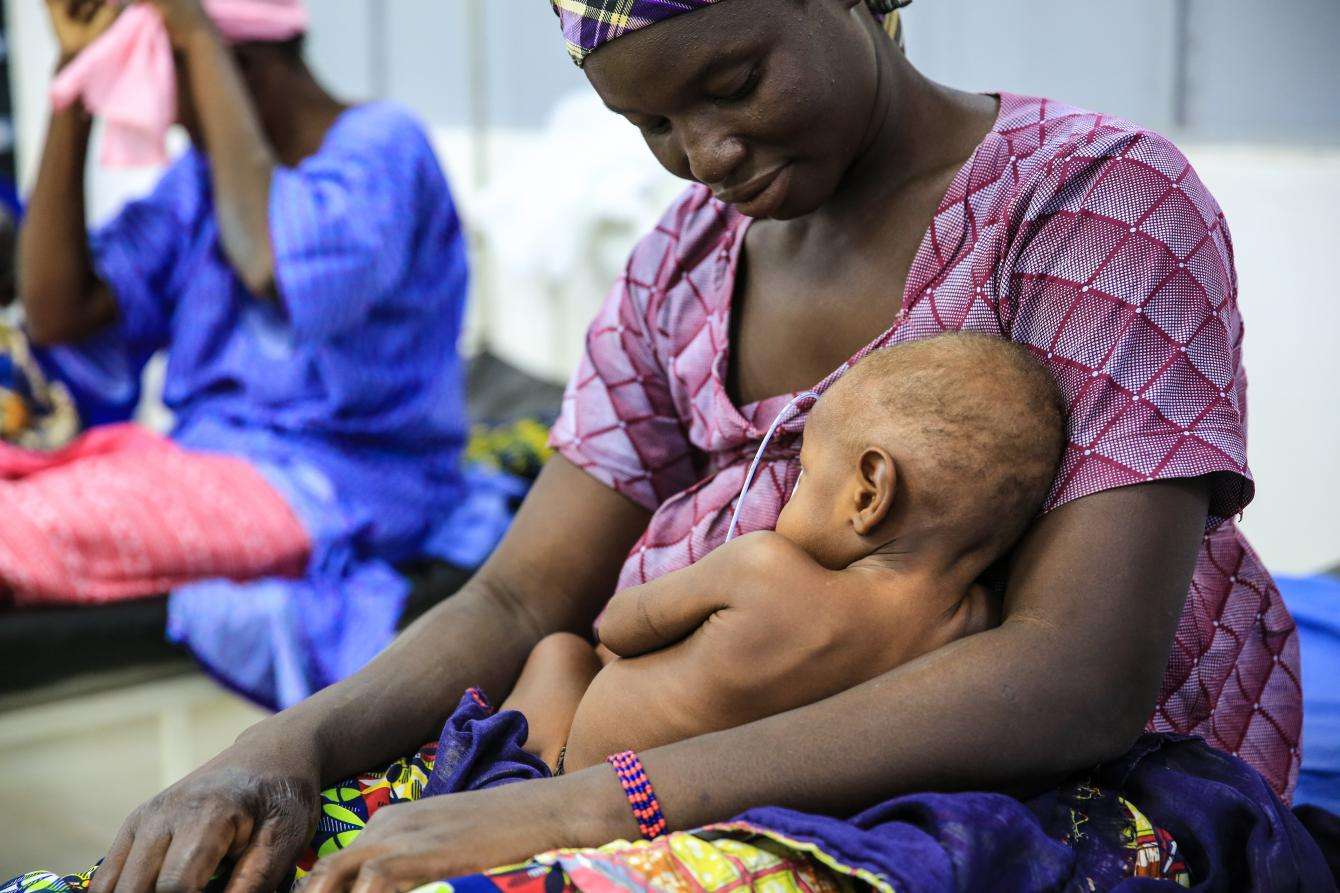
[{"left": 725, "top": 391, "right": 818, "bottom": 542}]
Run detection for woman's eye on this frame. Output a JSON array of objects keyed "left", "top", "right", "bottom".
[{"left": 714, "top": 68, "right": 760, "bottom": 105}]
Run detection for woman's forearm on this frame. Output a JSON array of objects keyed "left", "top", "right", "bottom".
[
  {"left": 562, "top": 618, "right": 1134, "bottom": 841},
  {"left": 179, "top": 27, "right": 278, "bottom": 295},
  {"left": 18, "top": 95, "right": 114, "bottom": 344},
  {"left": 242, "top": 580, "right": 546, "bottom": 786},
  {"left": 247, "top": 459, "right": 654, "bottom": 786}
]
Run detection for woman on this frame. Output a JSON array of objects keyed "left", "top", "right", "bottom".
[
  {"left": 10, "top": 1, "right": 1323, "bottom": 891},
  {"left": 4, "top": 0, "right": 472, "bottom": 704}
]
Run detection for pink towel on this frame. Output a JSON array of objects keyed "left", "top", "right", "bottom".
[{"left": 50, "top": 1, "right": 309, "bottom": 167}]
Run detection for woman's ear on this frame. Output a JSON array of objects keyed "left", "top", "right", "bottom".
[{"left": 851, "top": 446, "right": 897, "bottom": 536}]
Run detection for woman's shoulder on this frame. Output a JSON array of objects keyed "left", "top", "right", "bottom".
[
  {"left": 327, "top": 101, "right": 430, "bottom": 141},
  {"left": 997, "top": 93, "right": 1220, "bottom": 218},
  {"left": 997, "top": 93, "right": 1186, "bottom": 163},
  {"left": 309, "top": 102, "right": 443, "bottom": 175}
]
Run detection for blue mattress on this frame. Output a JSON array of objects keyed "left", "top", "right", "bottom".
[{"left": 1281, "top": 573, "right": 1340, "bottom": 812}]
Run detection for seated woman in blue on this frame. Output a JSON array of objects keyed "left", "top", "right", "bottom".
[{"left": 6, "top": 0, "right": 470, "bottom": 701}]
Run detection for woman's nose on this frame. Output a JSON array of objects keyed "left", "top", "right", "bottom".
[{"left": 679, "top": 119, "right": 747, "bottom": 187}]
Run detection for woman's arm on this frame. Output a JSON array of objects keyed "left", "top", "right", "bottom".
[
  {"left": 296, "top": 459, "right": 651, "bottom": 781},
  {"left": 146, "top": 0, "right": 279, "bottom": 296},
  {"left": 19, "top": 2, "right": 121, "bottom": 345},
  {"left": 301, "top": 477, "right": 1209, "bottom": 891},
  {"left": 89, "top": 458, "right": 651, "bottom": 893}
]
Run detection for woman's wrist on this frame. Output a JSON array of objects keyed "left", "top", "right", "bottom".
[
  {"left": 553, "top": 763, "right": 645, "bottom": 846},
  {"left": 233, "top": 711, "right": 326, "bottom": 782}
]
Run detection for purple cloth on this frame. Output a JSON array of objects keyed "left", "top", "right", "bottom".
[
  {"left": 551, "top": 0, "right": 724, "bottom": 66},
  {"left": 423, "top": 689, "right": 550, "bottom": 798},
  {"left": 424, "top": 691, "right": 1333, "bottom": 890},
  {"left": 550, "top": 0, "right": 900, "bottom": 66},
  {"left": 737, "top": 735, "right": 1333, "bottom": 891}
]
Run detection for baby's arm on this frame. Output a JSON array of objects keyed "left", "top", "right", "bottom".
[{"left": 595, "top": 539, "right": 748, "bottom": 658}]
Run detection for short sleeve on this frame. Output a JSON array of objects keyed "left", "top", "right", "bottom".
[
  {"left": 549, "top": 227, "right": 700, "bottom": 513},
  {"left": 270, "top": 106, "right": 453, "bottom": 342},
  {"left": 1006, "top": 131, "right": 1252, "bottom": 527},
  {"left": 89, "top": 154, "right": 198, "bottom": 354}
]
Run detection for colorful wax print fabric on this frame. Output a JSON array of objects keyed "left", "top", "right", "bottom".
[{"left": 0, "top": 321, "right": 78, "bottom": 452}]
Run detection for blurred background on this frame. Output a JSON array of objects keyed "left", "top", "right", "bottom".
[{"left": 1, "top": 0, "right": 1337, "bottom": 874}]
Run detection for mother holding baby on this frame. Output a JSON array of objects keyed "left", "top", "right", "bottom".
[{"left": 13, "top": 0, "right": 1329, "bottom": 891}]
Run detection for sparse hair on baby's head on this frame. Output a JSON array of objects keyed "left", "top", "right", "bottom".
[{"left": 818, "top": 333, "right": 1067, "bottom": 557}]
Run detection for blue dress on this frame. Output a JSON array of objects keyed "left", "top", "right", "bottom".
[{"left": 55, "top": 103, "right": 493, "bottom": 706}]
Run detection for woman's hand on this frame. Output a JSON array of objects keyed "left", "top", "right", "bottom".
[
  {"left": 303, "top": 774, "right": 634, "bottom": 893},
  {"left": 88, "top": 730, "right": 322, "bottom": 893},
  {"left": 45, "top": 0, "right": 119, "bottom": 61}
]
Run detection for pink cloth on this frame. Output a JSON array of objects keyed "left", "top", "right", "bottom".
[
  {"left": 0, "top": 424, "right": 309, "bottom": 606},
  {"left": 49, "top": 0, "right": 309, "bottom": 167},
  {"left": 550, "top": 93, "right": 1303, "bottom": 801}
]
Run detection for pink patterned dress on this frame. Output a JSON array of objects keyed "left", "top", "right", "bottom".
[{"left": 550, "top": 94, "right": 1301, "bottom": 800}]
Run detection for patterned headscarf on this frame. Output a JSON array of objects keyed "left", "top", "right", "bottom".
[{"left": 552, "top": 0, "right": 908, "bottom": 67}]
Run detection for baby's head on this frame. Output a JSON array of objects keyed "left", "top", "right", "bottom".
[{"left": 775, "top": 333, "right": 1066, "bottom": 575}]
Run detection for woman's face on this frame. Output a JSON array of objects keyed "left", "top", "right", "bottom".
[{"left": 583, "top": 0, "right": 883, "bottom": 220}]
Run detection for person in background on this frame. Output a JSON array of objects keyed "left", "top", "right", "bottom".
[{"left": 4, "top": 0, "right": 472, "bottom": 705}]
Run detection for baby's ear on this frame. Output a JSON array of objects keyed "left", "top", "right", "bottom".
[{"left": 851, "top": 446, "right": 897, "bottom": 536}]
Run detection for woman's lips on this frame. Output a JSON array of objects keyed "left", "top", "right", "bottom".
[{"left": 714, "top": 164, "right": 790, "bottom": 208}]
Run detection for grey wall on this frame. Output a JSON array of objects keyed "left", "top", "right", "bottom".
[
  {"left": 306, "top": 0, "right": 584, "bottom": 128},
  {"left": 905, "top": 1, "right": 1182, "bottom": 132},
  {"left": 303, "top": 0, "right": 1340, "bottom": 143},
  {"left": 907, "top": 0, "right": 1340, "bottom": 144},
  {"left": 1183, "top": 0, "right": 1340, "bottom": 143}
]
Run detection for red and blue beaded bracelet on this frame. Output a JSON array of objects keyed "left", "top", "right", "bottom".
[{"left": 606, "top": 750, "right": 668, "bottom": 839}]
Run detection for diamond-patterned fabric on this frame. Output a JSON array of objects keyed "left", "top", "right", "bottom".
[{"left": 551, "top": 93, "right": 1300, "bottom": 800}]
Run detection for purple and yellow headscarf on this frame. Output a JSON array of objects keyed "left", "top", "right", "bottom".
[{"left": 552, "top": 0, "right": 908, "bottom": 67}]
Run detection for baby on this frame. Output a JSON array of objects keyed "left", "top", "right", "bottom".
[{"left": 504, "top": 333, "right": 1067, "bottom": 773}]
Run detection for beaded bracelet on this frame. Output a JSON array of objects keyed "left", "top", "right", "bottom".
[{"left": 606, "top": 750, "right": 668, "bottom": 839}]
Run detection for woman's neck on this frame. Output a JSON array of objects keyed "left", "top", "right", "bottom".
[
  {"left": 801, "top": 23, "right": 999, "bottom": 240},
  {"left": 247, "top": 57, "right": 348, "bottom": 168}
]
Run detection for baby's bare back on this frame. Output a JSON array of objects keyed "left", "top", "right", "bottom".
[{"left": 561, "top": 533, "right": 959, "bottom": 771}]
